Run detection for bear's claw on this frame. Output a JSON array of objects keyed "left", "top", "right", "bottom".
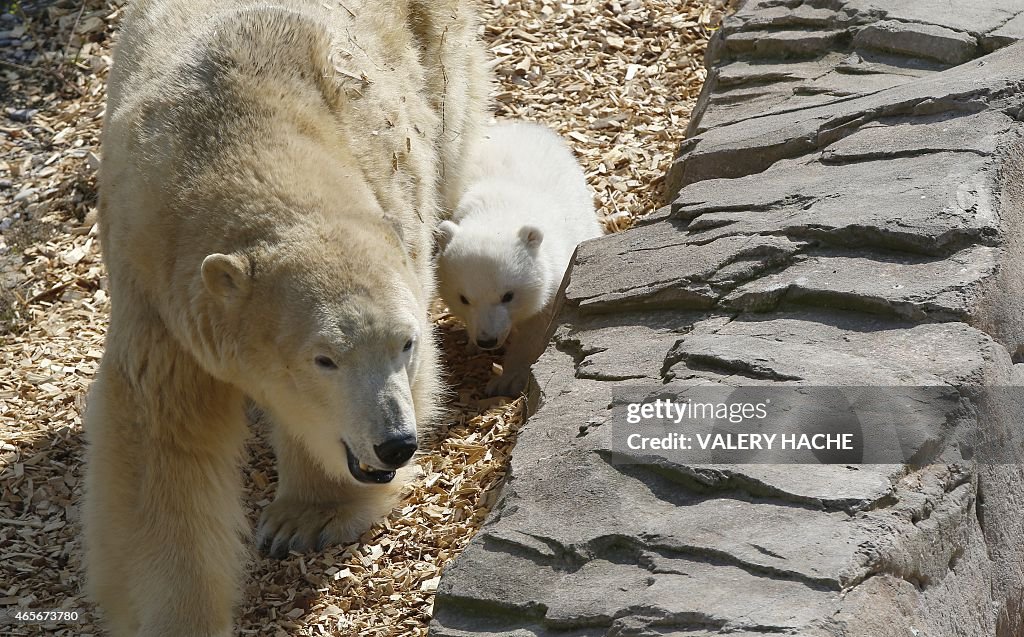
[{"left": 257, "top": 499, "right": 370, "bottom": 559}]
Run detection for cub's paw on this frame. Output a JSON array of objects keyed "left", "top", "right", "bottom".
[
  {"left": 257, "top": 499, "right": 375, "bottom": 559},
  {"left": 486, "top": 366, "right": 530, "bottom": 397}
]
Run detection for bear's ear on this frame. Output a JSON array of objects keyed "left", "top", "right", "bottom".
[
  {"left": 435, "top": 220, "right": 459, "bottom": 253},
  {"left": 201, "top": 253, "right": 251, "bottom": 299},
  {"left": 518, "top": 225, "right": 544, "bottom": 253}
]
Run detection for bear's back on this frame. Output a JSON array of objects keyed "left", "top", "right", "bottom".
[
  {"left": 456, "top": 121, "right": 602, "bottom": 249},
  {"left": 96, "top": 0, "right": 487, "bottom": 331},
  {"left": 99, "top": 0, "right": 443, "bottom": 242}
]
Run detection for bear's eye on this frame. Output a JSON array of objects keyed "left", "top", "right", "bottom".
[
  {"left": 501, "top": 291, "right": 514, "bottom": 303},
  {"left": 315, "top": 355, "right": 338, "bottom": 370},
  {"left": 403, "top": 338, "right": 414, "bottom": 352},
  {"left": 459, "top": 295, "right": 470, "bottom": 305}
]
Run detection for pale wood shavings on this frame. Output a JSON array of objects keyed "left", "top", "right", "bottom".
[
  {"left": 485, "top": 0, "right": 730, "bottom": 232},
  {"left": 1, "top": 1, "right": 116, "bottom": 635},
  {"left": 0, "top": 0, "right": 725, "bottom": 635}
]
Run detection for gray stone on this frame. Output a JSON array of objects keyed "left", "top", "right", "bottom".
[
  {"left": 683, "top": 464, "right": 901, "bottom": 513},
  {"left": 721, "top": 247, "right": 998, "bottom": 321},
  {"left": 728, "top": 0, "right": 1024, "bottom": 42},
  {"left": 726, "top": 4, "right": 866, "bottom": 32},
  {"left": 851, "top": 1, "right": 1024, "bottom": 38},
  {"left": 984, "top": 12, "right": 1024, "bottom": 51},
  {"left": 853, "top": 20, "right": 979, "bottom": 65},
  {"left": 434, "top": 309, "right": 1010, "bottom": 635},
  {"left": 715, "top": 57, "right": 839, "bottom": 88},
  {"left": 482, "top": 465, "right": 876, "bottom": 589},
  {"left": 675, "top": 150, "right": 1000, "bottom": 257},
  {"left": 820, "top": 110, "right": 1008, "bottom": 160},
  {"left": 696, "top": 53, "right": 929, "bottom": 134},
  {"left": 434, "top": 545, "right": 841, "bottom": 636},
  {"left": 663, "top": 314, "right": 1000, "bottom": 386},
  {"left": 431, "top": 4, "right": 1024, "bottom": 636},
  {"left": 689, "top": 0, "right": 1022, "bottom": 136},
  {"left": 554, "top": 310, "right": 707, "bottom": 382},
  {"left": 725, "top": 29, "right": 848, "bottom": 58},
  {"left": 564, "top": 226, "right": 803, "bottom": 313},
  {"left": 668, "top": 41, "right": 1024, "bottom": 196}
]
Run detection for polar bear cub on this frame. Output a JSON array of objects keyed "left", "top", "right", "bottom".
[{"left": 436, "top": 120, "right": 603, "bottom": 396}]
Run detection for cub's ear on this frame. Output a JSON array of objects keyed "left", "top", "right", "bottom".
[
  {"left": 518, "top": 225, "right": 544, "bottom": 253},
  {"left": 435, "top": 220, "right": 459, "bottom": 253},
  {"left": 201, "top": 253, "right": 251, "bottom": 298}
]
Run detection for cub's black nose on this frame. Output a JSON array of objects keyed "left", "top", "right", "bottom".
[
  {"left": 476, "top": 337, "right": 498, "bottom": 349},
  {"left": 374, "top": 435, "right": 418, "bottom": 467}
]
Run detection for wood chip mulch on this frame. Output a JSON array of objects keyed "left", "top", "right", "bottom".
[{"left": 0, "top": 0, "right": 727, "bottom": 635}]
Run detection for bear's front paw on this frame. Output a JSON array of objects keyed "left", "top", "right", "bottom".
[
  {"left": 485, "top": 366, "right": 530, "bottom": 397},
  {"left": 257, "top": 499, "right": 373, "bottom": 559}
]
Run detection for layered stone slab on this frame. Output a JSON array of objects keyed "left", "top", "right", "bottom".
[
  {"left": 431, "top": 2, "right": 1024, "bottom": 635},
  {"left": 685, "top": 0, "right": 1024, "bottom": 136}
]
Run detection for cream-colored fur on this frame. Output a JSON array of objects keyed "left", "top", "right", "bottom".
[
  {"left": 436, "top": 121, "right": 602, "bottom": 396},
  {"left": 82, "top": 1, "right": 488, "bottom": 635}
]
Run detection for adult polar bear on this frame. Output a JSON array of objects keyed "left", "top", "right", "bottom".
[{"left": 82, "top": 0, "right": 488, "bottom": 634}]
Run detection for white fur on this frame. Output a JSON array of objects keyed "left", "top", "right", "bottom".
[
  {"left": 437, "top": 120, "right": 603, "bottom": 395},
  {"left": 82, "top": 0, "right": 488, "bottom": 634}
]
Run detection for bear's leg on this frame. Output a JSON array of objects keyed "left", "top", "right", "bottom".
[
  {"left": 486, "top": 303, "right": 556, "bottom": 397},
  {"left": 130, "top": 438, "right": 247, "bottom": 637},
  {"left": 83, "top": 372, "right": 142, "bottom": 637},
  {"left": 257, "top": 427, "right": 405, "bottom": 558},
  {"left": 84, "top": 326, "right": 248, "bottom": 637}
]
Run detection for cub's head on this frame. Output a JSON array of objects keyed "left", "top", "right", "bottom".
[
  {"left": 198, "top": 226, "right": 429, "bottom": 485},
  {"left": 435, "top": 220, "right": 549, "bottom": 350}
]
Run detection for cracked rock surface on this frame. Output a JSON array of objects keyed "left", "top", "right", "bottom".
[{"left": 431, "top": 2, "right": 1024, "bottom": 635}]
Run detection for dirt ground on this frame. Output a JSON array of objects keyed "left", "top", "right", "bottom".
[{"left": 0, "top": 0, "right": 726, "bottom": 635}]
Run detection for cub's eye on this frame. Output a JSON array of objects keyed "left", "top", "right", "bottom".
[
  {"left": 501, "top": 291, "right": 514, "bottom": 303},
  {"left": 403, "top": 338, "right": 414, "bottom": 352},
  {"left": 315, "top": 355, "right": 338, "bottom": 370},
  {"left": 459, "top": 295, "right": 470, "bottom": 305}
]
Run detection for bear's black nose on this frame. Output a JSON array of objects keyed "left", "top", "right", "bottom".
[
  {"left": 374, "top": 435, "right": 418, "bottom": 467},
  {"left": 476, "top": 337, "right": 499, "bottom": 349}
]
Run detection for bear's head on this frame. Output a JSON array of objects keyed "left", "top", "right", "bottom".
[
  {"left": 198, "top": 221, "right": 426, "bottom": 485},
  {"left": 434, "top": 219, "right": 550, "bottom": 350}
]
